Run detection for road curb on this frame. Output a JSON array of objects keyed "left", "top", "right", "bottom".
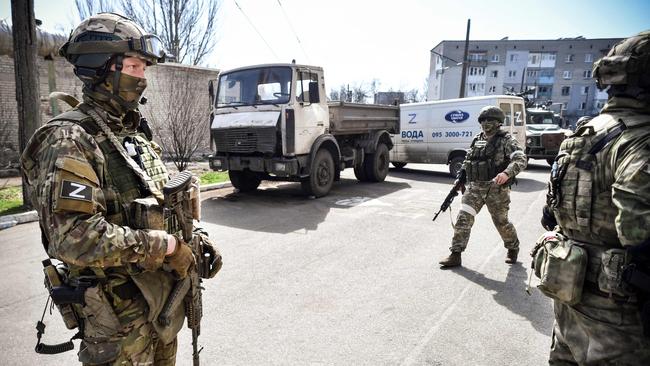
[{"left": 0, "top": 181, "right": 232, "bottom": 230}]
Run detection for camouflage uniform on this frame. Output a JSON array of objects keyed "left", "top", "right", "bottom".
[
  {"left": 21, "top": 13, "right": 187, "bottom": 365},
  {"left": 542, "top": 31, "right": 650, "bottom": 365},
  {"left": 449, "top": 129, "right": 527, "bottom": 253}
]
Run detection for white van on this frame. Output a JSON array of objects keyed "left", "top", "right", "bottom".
[{"left": 389, "top": 95, "right": 526, "bottom": 177}]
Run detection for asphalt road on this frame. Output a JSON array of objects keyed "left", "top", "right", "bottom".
[{"left": 0, "top": 160, "right": 554, "bottom": 366}]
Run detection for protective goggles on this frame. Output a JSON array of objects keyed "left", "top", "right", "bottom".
[
  {"left": 62, "top": 34, "right": 170, "bottom": 63},
  {"left": 478, "top": 117, "right": 501, "bottom": 123}
]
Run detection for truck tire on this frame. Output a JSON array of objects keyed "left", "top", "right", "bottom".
[
  {"left": 301, "top": 149, "right": 334, "bottom": 197},
  {"left": 229, "top": 169, "right": 261, "bottom": 192},
  {"left": 449, "top": 156, "right": 464, "bottom": 178},
  {"left": 391, "top": 162, "right": 407, "bottom": 169},
  {"left": 364, "top": 143, "right": 390, "bottom": 182},
  {"left": 354, "top": 165, "right": 369, "bottom": 182}
]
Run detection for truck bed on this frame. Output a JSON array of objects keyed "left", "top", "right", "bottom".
[{"left": 328, "top": 101, "right": 399, "bottom": 135}]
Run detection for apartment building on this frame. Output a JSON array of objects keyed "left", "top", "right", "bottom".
[{"left": 427, "top": 36, "right": 623, "bottom": 126}]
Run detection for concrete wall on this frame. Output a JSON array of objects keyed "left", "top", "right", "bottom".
[{"left": 0, "top": 54, "right": 217, "bottom": 168}]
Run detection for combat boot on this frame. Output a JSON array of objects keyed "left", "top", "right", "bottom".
[
  {"left": 505, "top": 249, "right": 519, "bottom": 264},
  {"left": 439, "top": 252, "right": 462, "bottom": 268}
]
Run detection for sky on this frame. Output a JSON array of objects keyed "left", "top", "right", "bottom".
[{"left": 1, "top": 0, "right": 649, "bottom": 94}]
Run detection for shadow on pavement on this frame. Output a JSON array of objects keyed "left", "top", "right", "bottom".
[
  {"left": 512, "top": 177, "right": 547, "bottom": 193},
  {"left": 449, "top": 263, "right": 554, "bottom": 336},
  {"left": 388, "top": 167, "right": 455, "bottom": 184},
  {"left": 201, "top": 178, "right": 411, "bottom": 234}
]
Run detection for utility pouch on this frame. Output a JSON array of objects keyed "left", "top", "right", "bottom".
[
  {"left": 598, "top": 248, "right": 635, "bottom": 297},
  {"left": 80, "top": 286, "right": 122, "bottom": 339},
  {"left": 130, "top": 196, "right": 164, "bottom": 230},
  {"left": 531, "top": 232, "right": 588, "bottom": 305}
]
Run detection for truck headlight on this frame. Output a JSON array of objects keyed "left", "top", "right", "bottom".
[
  {"left": 526, "top": 137, "right": 532, "bottom": 145},
  {"left": 274, "top": 162, "right": 286, "bottom": 172},
  {"left": 214, "top": 159, "right": 222, "bottom": 167}
]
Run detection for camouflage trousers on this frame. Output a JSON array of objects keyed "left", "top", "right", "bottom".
[
  {"left": 82, "top": 322, "right": 177, "bottom": 366},
  {"left": 549, "top": 291, "right": 650, "bottom": 365},
  {"left": 450, "top": 181, "right": 519, "bottom": 252}
]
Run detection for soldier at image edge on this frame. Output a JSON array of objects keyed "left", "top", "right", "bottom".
[
  {"left": 538, "top": 30, "right": 650, "bottom": 365},
  {"left": 21, "top": 13, "right": 222, "bottom": 365},
  {"left": 439, "top": 105, "right": 527, "bottom": 268}
]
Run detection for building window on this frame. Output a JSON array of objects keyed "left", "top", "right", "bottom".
[
  {"left": 468, "top": 83, "right": 485, "bottom": 92},
  {"left": 510, "top": 54, "right": 518, "bottom": 62},
  {"left": 538, "top": 86, "right": 549, "bottom": 93},
  {"left": 579, "top": 102, "right": 586, "bottom": 110},
  {"left": 561, "top": 86, "right": 571, "bottom": 96},
  {"left": 596, "top": 101, "right": 604, "bottom": 109},
  {"left": 469, "top": 52, "right": 486, "bottom": 61},
  {"left": 585, "top": 53, "right": 593, "bottom": 62},
  {"left": 491, "top": 70, "right": 498, "bottom": 77},
  {"left": 508, "top": 70, "right": 517, "bottom": 77},
  {"left": 565, "top": 54, "right": 575, "bottom": 62},
  {"left": 527, "top": 70, "right": 539, "bottom": 78},
  {"left": 583, "top": 70, "right": 592, "bottom": 78},
  {"left": 491, "top": 54, "right": 499, "bottom": 62},
  {"left": 488, "top": 86, "right": 496, "bottom": 93},
  {"left": 530, "top": 54, "right": 539, "bottom": 65},
  {"left": 563, "top": 70, "right": 572, "bottom": 79},
  {"left": 582, "top": 86, "right": 590, "bottom": 95},
  {"left": 469, "top": 67, "right": 485, "bottom": 76}
]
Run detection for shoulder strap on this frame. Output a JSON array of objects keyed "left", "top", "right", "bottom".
[{"left": 75, "top": 104, "right": 164, "bottom": 203}]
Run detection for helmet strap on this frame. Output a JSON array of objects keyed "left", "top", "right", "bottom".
[{"left": 113, "top": 55, "right": 123, "bottom": 96}]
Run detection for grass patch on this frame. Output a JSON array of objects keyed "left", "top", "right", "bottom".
[
  {"left": 0, "top": 186, "right": 27, "bottom": 216},
  {"left": 199, "top": 171, "right": 229, "bottom": 185}
]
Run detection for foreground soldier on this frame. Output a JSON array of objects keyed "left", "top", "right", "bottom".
[
  {"left": 439, "top": 106, "right": 527, "bottom": 267},
  {"left": 21, "top": 13, "right": 220, "bottom": 365},
  {"left": 538, "top": 31, "right": 650, "bottom": 365}
]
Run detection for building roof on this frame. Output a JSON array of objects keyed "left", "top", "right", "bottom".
[{"left": 430, "top": 37, "right": 624, "bottom": 52}]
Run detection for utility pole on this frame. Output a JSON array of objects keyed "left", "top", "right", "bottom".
[
  {"left": 458, "top": 19, "right": 470, "bottom": 98},
  {"left": 11, "top": 0, "right": 41, "bottom": 209}
]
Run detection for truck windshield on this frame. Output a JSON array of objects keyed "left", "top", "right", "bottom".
[
  {"left": 528, "top": 113, "right": 555, "bottom": 125},
  {"left": 216, "top": 67, "right": 292, "bottom": 108}
]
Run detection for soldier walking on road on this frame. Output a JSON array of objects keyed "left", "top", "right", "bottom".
[
  {"left": 21, "top": 13, "right": 221, "bottom": 365},
  {"left": 439, "top": 106, "right": 527, "bottom": 268},
  {"left": 538, "top": 30, "right": 650, "bottom": 365}
]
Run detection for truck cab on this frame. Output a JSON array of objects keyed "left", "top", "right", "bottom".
[{"left": 525, "top": 108, "right": 571, "bottom": 165}]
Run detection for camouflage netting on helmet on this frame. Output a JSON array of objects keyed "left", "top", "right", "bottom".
[{"left": 593, "top": 30, "right": 650, "bottom": 92}]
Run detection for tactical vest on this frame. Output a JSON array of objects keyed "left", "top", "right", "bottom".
[
  {"left": 465, "top": 131, "right": 511, "bottom": 182},
  {"left": 548, "top": 113, "right": 650, "bottom": 247},
  {"left": 48, "top": 107, "right": 168, "bottom": 227}
]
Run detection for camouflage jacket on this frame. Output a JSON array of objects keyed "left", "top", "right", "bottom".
[
  {"left": 551, "top": 103, "right": 650, "bottom": 248},
  {"left": 21, "top": 103, "right": 169, "bottom": 274},
  {"left": 462, "top": 130, "right": 527, "bottom": 182}
]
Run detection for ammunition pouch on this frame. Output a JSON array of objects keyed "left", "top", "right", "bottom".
[
  {"left": 75, "top": 285, "right": 123, "bottom": 364},
  {"left": 130, "top": 196, "right": 165, "bottom": 231},
  {"left": 531, "top": 232, "right": 588, "bottom": 305}
]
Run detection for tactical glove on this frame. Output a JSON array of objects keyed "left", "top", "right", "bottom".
[
  {"left": 165, "top": 239, "right": 195, "bottom": 279},
  {"left": 541, "top": 205, "right": 557, "bottom": 231}
]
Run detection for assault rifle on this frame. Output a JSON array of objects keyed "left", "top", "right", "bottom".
[
  {"left": 158, "top": 171, "right": 205, "bottom": 366},
  {"left": 432, "top": 180, "right": 465, "bottom": 222}
]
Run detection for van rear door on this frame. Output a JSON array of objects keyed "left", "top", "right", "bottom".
[{"left": 498, "top": 99, "right": 526, "bottom": 147}]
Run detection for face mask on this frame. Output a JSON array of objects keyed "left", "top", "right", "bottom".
[
  {"left": 103, "top": 71, "right": 148, "bottom": 108},
  {"left": 481, "top": 120, "right": 500, "bottom": 135}
]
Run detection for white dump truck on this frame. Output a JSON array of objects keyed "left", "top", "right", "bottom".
[
  {"left": 389, "top": 95, "right": 527, "bottom": 177},
  {"left": 208, "top": 63, "right": 399, "bottom": 197}
]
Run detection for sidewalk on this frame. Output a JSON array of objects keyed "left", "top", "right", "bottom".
[{"left": 0, "top": 180, "right": 232, "bottom": 230}]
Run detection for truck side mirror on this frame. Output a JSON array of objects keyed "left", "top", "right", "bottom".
[{"left": 309, "top": 81, "right": 320, "bottom": 103}]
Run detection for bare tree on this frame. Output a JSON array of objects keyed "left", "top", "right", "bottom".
[
  {"left": 143, "top": 67, "right": 209, "bottom": 171},
  {"left": 0, "top": 90, "right": 17, "bottom": 171},
  {"left": 75, "top": 0, "right": 116, "bottom": 20},
  {"left": 329, "top": 88, "right": 339, "bottom": 101},
  {"left": 121, "top": 0, "right": 220, "bottom": 65},
  {"left": 352, "top": 83, "right": 369, "bottom": 103}
]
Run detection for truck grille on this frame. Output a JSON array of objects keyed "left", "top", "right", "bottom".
[
  {"left": 528, "top": 136, "right": 541, "bottom": 147},
  {"left": 213, "top": 127, "right": 277, "bottom": 153}
]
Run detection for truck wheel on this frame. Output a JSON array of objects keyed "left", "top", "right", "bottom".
[
  {"left": 364, "top": 143, "right": 390, "bottom": 182},
  {"left": 301, "top": 149, "right": 334, "bottom": 197},
  {"left": 449, "top": 156, "right": 464, "bottom": 177},
  {"left": 391, "top": 162, "right": 407, "bottom": 169},
  {"left": 229, "top": 170, "right": 261, "bottom": 192},
  {"left": 354, "top": 164, "right": 368, "bottom": 182}
]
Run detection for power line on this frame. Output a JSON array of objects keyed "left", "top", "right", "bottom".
[
  {"left": 233, "top": 0, "right": 279, "bottom": 60},
  {"left": 276, "top": 0, "right": 310, "bottom": 63}
]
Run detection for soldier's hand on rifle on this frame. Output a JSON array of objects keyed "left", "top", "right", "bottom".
[
  {"left": 494, "top": 172, "right": 509, "bottom": 185},
  {"left": 164, "top": 235, "right": 195, "bottom": 279},
  {"left": 454, "top": 179, "right": 466, "bottom": 194}
]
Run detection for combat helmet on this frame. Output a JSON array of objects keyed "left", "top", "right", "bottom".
[
  {"left": 593, "top": 30, "right": 650, "bottom": 92},
  {"left": 59, "top": 13, "right": 168, "bottom": 111},
  {"left": 478, "top": 106, "right": 506, "bottom": 124}
]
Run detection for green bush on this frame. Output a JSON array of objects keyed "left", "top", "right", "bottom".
[
  {"left": 0, "top": 186, "right": 25, "bottom": 215},
  {"left": 200, "top": 171, "right": 229, "bottom": 185}
]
